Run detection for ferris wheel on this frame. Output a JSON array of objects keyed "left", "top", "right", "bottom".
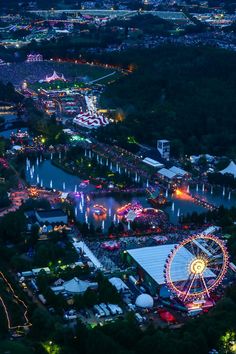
[{"left": 164, "top": 234, "right": 229, "bottom": 302}]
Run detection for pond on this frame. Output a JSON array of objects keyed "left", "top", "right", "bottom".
[{"left": 25, "top": 160, "right": 236, "bottom": 230}]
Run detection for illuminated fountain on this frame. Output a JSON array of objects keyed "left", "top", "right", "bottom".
[
  {"left": 196, "top": 184, "right": 199, "bottom": 192},
  {"left": 223, "top": 186, "right": 225, "bottom": 197},
  {"left": 128, "top": 221, "right": 131, "bottom": 231},
  {"left": 228, "top": 191, "right": 231, "bottom": 200},
  {"left": 171, "top": 202, "right": 175, "bottom": 212},
  {"left": 50, "top": 180, "right": 53, "bottom": 189}
]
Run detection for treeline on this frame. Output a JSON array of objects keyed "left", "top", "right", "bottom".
[
  {"left": 0, "top": 81, "right": 22, "bottom": 103},
  {"left": 94, "top": 46, "right": 236, "bottom": 157},
  {"left": 181, "top": 205, "right": 236, "bottom": 227},
  {"left": 2, "top": 281, "right": 236, "bottom": 353},
  {"left": 208, "top": 172, "right": 236, "bottom": 189}
]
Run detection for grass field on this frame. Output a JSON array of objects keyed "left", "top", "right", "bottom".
[{"left": 0, "top": 61, "right": 122, "bottom": 86}]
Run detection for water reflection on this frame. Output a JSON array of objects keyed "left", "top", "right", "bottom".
[{"left": 26, "top": 160, "right": 236, "bottom": 230}]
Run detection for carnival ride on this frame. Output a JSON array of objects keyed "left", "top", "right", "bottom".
[{"left": 164, "top": 234, "right": 229, "bottom": 302}]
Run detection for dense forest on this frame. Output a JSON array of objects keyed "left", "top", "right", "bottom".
[{"left": 96, "top": 46, "right": 236, "bottom": 157}]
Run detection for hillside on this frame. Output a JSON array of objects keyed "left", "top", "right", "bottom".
[{"left": 98, "top": 46, "right": 236, "bottom": 157}]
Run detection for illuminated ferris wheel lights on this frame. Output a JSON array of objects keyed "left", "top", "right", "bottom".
[{"left": 164, "top": 234, "right": 229, "bottom": 302}]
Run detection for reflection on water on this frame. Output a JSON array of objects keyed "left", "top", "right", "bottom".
[
  {"left": 0, "top": 127, "right": 28, "bottom": 139},
  {"left": 26, "top": 160, "right": 236, "bottom": 230}
]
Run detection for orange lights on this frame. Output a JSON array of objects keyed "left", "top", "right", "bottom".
[{"left": 175, "top": 189, "right": 193, "bottom": 201}]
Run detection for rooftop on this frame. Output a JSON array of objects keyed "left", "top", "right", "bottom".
[{"left": 127, "top": 244, "right": 215, "bottom": 285}]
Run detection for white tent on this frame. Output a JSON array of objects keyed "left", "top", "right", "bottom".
[
  {"left": 109, "top": 277, "right": 128, "bottom": 292},
  {"left": 135, "top": 294, "right": 154, "bottom": 308},
  {"left": 220, "top": 161, "right": 236, "bottom": 178}
]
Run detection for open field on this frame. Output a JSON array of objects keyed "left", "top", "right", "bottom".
[{"left": 0, "top": 61, "right": 122, "bottom": 86}]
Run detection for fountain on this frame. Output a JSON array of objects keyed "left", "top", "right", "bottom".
[
  {"left": 113, "top": 214, "right": 117, "bottom": 224},
  {"left": 202, "top": 184, "right": 205, "bottom": 192},
  {"left": 40, "top": 155, "right": 42, "bottom": 163},
  {"left": 110, "top": 162, "right": 112, "bottom": 170},
  {"left": 63, "top": 182, "right": 65, "bottom": 191},
  {"left": 81, "top": 192, "right": 84, "bottom": 206},
  {"left": 50, "top": 180, "right": 53, "bottom": 189},
  {"left": 36, "top": 157, "right": 39, "bottom": 166},
  {"left": 40, "top": 180, "right": 43, "bottom": 188},
  {"left": 223, "top": 186, "right": 225, "bottom": 197},
  {"left": 228, "top": 191, "right": 231, "bottom": 200},
  {"left": 116, "top": 163, "right": 119, "bottom": 172},
  {"left": 84, "top": 150, "right": 87, "bottom": 157},
  {"left": 85, "top": 212, "right": 88, "bottom": 224},
  {"left": 177, "top": 209, "right": 180, "bottom": 217},
  {"left": 59, "top": 152, "right": 61, "bottom": 160},
  {"left": 50, "top": 153, "right": 53, "bottom": 160},
  {"left": 74, "top": 185, "right": 77, "bottom": 193},
  {"left": 146, "top": 180, "right": 149, "bottom": 188},
  {"left": 75, "top": 207, "right": 78, "bottom": 217},
  {"left": 196, "top": 184, "right": 199, "bottom": 192},
  {"left": 36, "top": 174, "right": 39, "bottom": 184},
  {"left": 128, "top": 221, "right": 131, "bottom": 231},
  {"left": 165, "top": 189, "right": 168, "bottom": 198},
  {"left": 211, "top": 186, "right": 213, "bottom": 195},
  {"left": 171, "top": 202, "right": 175, "bottom": 212},
  {"left": 106, "top": 159, "right": 109, "bottom": 166},
  {"left": 89, "top": 150, "right": 92, "bottom": 159},
  {"left": 108, "top": 208, "right": 111, "bottom": 217},
  {"left": 187, "top": 185, "right": 190, "bottom": 193},
  {"left": 101, "top": 220, "right": 105, "bottom": 230}
]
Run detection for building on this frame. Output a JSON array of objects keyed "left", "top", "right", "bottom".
[
  {"left": 157, "top": 167, "right": 176, "bottom": 181},
  {"left": 126, "top": 244, "right": 214, "bottom": 295},
  {"left": 35, "top": 209, "right": 68, "bottom": 224},
  {"left": 26, "top": 53, "right": 43, "bottom": 62},
  {"left": 157, "top": 139, "right": 170, "bottom": 160},
  {"left": 51, "top": 277, "right": 98, "bottom": 295},
  {"left": 142, "top": 157, "right": 164, "bottom": 169},
  {"left": 73, "top": 112, "right": 109, "bottom": 129}
]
